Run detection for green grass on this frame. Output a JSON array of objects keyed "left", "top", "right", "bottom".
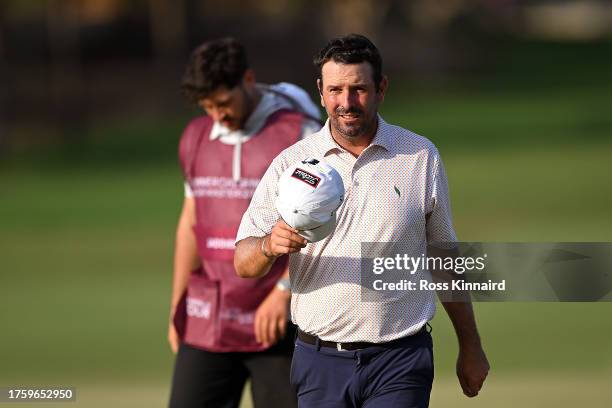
[
  {"left": 382, "top": 80, "right": 612, "bottom": 152},
  {"left": 25, "top": 372, "right": 612, "bottom": 408},
  {"left": 2, "top": 141, "right": 611, "bottom": 407},
  {"left": 447, "top": 142, "right": 612, "bottom": 241}
]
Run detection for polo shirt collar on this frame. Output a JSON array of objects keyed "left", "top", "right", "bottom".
[{"left": 317, "top": 114, "right": 393, "bottom": 156}]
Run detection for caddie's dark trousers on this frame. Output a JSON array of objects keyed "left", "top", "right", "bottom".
[
  {"left": 168, "top": 324, "right": 297, "bottom": 408},
  {"left": 290, "top": 329, "right": 434, "bottom": 408}
]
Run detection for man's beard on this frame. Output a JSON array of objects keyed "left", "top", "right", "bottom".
[
  {"left": 222, "top": 86, "right": 253, "bottom": 130},
  {"left": 240, "top": 86, "right": 256, "bottom": 126},
  {"left": 331, "top": 107, "right": 375, "bottom": 140}
]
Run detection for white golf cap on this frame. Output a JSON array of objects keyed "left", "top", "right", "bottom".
[{"left": 276, "top": 158, "right": 345, "bottom": 242}]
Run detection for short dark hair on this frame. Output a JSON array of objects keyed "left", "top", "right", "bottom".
[
  {"left": 313, "top": 34, "right": 383, "bottom": 89},
  {"left": 181, "top": 38, "right": 249, "bottom": 103}
]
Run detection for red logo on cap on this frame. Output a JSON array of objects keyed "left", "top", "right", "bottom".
[{"left": 291, "top": 168, "right": 321, "bottom": 188}]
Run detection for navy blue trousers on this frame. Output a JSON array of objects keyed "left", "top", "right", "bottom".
[{"left": 290, "top": 330, "right": 433, "bottom": 408}]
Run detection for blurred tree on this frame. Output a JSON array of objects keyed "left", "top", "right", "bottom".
[
  {"left": 407, "top": 0, "right": 467, "bottom": 33},
  {"left": 0, "top": 2, "right": 5, "bottom": 154},
  {"left": 251, "top": 0, "right": 302, "bottom": 18},
  {"left": 321, "top": 0, "right": 392, "bottom": 39},
  {"left": 148, "top": 0, "right": 187, "bottom": 59},
  {"left": 0, "top": 5, "right": 4, "bottom": 60},
  {"left": 47, "top": 0, "right": 87, "bottom": 146}
]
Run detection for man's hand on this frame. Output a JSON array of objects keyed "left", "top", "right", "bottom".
[
  {"left": 266, "top": 220, "right": 308, "bottom": 257},
  {"left": 235, "top": 220, "right": 307, "bottom": 278},
  {"left": 168, "top": 320, "right": 179, "bottom": 354},
  {"left": 254, "top": 286, "right": 291, "bottom": 347},
  {"left": 456, "top": 344, "right": 490, "bottom": 397},
  {"left": 433, "top": 246, "right": 490, "bottom": 398}
]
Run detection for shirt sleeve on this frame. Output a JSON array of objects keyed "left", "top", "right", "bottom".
[
  {"left": 184, "top": 182, "right": 194, "bottom": 198},
  {"left": 426, "top": 151, "right": 457, "bottom": 244},
  {"left": 235, "top": 157, "right": 285, "bottom": 243}
]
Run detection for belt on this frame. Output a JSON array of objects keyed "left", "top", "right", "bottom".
[{"left": 297, "top": 325, "right": 428, "bottom": 351}]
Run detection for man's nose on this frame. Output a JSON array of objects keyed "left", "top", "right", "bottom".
[
  {"left": 208, "top": 106, "right": 226, "bottom": 122},
  {"left": 339, "top": 90, "right": 358, "bottom": 110}
]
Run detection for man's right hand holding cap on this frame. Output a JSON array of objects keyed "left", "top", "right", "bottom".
[{"left": 261, "top": 220, "right": 308, "bottom": 259}]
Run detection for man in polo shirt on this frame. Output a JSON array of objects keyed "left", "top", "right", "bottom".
[{"left": 234, "top": 34, "right": 489, "bottom": 407}]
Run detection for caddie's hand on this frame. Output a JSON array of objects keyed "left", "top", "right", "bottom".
[
  {"left": 254, "top": 286, "right": 291, "bottom": 347},
  {"left": 266, "top": 220, "right": 308, "bottom": 257},
  {"left": 456, "top": 344, "right": 490, "bottom": 397},
  {"left": 168, "top": 320, "right": 179, "bottom": 354}
]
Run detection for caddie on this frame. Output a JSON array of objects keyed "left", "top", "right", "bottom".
[
  {"left": 168, "top": 37, "right": 321, "bottom": 408},
  {"left": 234, "top": 34, "right": 489, "bottom": 408}
]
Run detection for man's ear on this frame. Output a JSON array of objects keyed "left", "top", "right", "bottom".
[
  {"left": 378, "top": 76, "right": 388, "bottom": 103},
  {"left": 242, "top": 69, "right": 256, "bottom": 88},
  {"left": 317, "top": 78, "right": 324, "bottom": 107}
]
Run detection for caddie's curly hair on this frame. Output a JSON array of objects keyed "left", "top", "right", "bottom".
[
  {"left": 313, "top": 34, "right": 383, "bottom": 90},
  {"left": 181, "top": 38, "right": 249, "bottom": 103}
]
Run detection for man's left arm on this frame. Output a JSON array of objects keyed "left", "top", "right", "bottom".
[
  {"left": 440, "top": 298, "right": 490, "bottom": 397},
  {"left": 426, "top": 148, "right": 489, "bottom": 397}
]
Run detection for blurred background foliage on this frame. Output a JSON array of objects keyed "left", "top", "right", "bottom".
[{"left": 1, "top": 1, "right": 611, "bottom": 407}]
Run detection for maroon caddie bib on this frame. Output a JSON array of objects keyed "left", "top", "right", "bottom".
[{"left": 173, "top": 110, "right": 303, "bottom": 352}]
